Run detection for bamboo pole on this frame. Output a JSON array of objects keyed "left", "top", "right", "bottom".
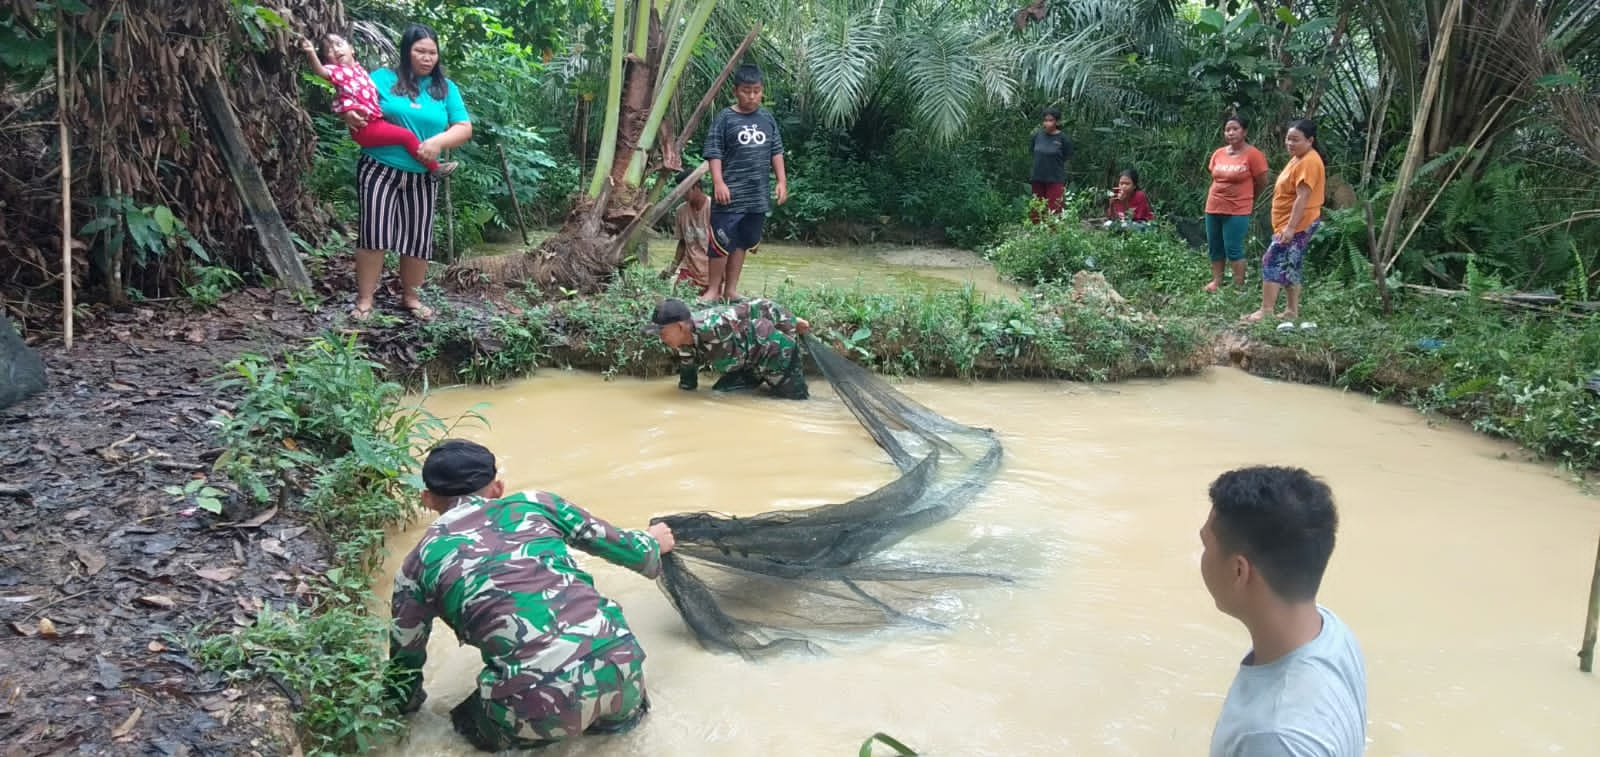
[
  {"left": 1374, "top": 0, "right": 1463, "bottom": 275},
  {"left": 58, "top": 8, "right": 73, "bottom": 350},
  {"left": 497, "top": 143, "right": 530, "bottom": 246},
  {"left": 442, "top": 149, "right": 454, "bottom": 263},
  {"left": 1580, "top": 531, "right": 1600, "bottom": 673}
]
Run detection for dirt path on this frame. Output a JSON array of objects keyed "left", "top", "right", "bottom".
[{"left": 0, "top": 288, "right": 349, "bottom": 756}]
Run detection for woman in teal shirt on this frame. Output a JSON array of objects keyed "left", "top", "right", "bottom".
[{"left": 340, "top": 23, "right": 472, "bottom": 321}]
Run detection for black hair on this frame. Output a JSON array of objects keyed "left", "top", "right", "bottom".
[
  {"left": 1225, "top": 114, "right": 1248, "bottom": 131},
  {"left": 1207, "top": 466, "right": 1339, "bottom": 602},
  {"left": 1287, "top": 117, "right": 1321, "bottom": 157},
  {"left": 675, "top": 167, "right": 705, "bottom": 193},
  {"left": 734, "top": 64, "right": 763, "bottom": 87},
  {"left": 394, "top": 23, "right": 449, "bottom": 101},
  {"left": 1042, "top": 107, "right": 1061, "bottom": 121},
  {"left": 1118, "top": 168, "right": 1141, "bottom": 190}
]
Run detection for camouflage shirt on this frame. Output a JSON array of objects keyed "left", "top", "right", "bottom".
[
  {"left": 678, "top": 298, "right": 802, "bottom": 377},
  {"left": 388, "top": 490, "right": 661, "bottom": 713}
]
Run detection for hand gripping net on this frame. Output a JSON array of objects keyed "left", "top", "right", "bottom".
[{"left": 653, "top": 336, "right": 1008, "bottom": 658}]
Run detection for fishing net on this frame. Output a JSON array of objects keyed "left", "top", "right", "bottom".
[{"left": 652, "top": 335, "right": 1009, "bottom": 659}]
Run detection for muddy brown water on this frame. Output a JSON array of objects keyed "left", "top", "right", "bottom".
[{"left": 374, "top": 369, "right": 1600, "bottom": 756}]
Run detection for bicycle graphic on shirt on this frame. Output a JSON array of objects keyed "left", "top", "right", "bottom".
[{"left": 736, "top": 124, "right": 768, "bottom": 146}]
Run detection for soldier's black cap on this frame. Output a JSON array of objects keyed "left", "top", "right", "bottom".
[
  {"left": 422, "top": 439, "right": 497, "bottom": 497},
  {"left": 642, "top": 297, "right": 693, "bottom": 335}
]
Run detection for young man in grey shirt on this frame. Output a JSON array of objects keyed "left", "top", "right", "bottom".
[
  {"left": 1199, "top": 466, "right": 1368, "bottom": 756},
  {"left": 702, "top": 63, "right": 788, "bottom": 305}
]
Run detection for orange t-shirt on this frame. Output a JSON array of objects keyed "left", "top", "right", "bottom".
[
  {"left": 1205, "top": 145, "right": 1268, "bottom": 216},
  {"left": 1271, "top": 150, "right": 1325, "bottom": 234}
]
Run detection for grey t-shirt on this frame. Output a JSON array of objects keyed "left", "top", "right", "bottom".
[
  {"left": 703, "top": 106, "right": 784, "bottom": 214},
  {"left": 1210, "top": 607, "right": 1368, "bottom": 757},
  {"left": 1030, "top": 129, "right": 1071, "bottom": 183}
]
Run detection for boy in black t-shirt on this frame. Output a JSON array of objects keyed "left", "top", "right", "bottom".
[{"left": 702, "top": 64, "right": 789, "bottom": 304}]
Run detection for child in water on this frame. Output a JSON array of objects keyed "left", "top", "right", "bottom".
[
  {"left": 298, "top": 33, "right": 458, "bottom": 178},
  {"left": 1106, "top": 169, "right": 1153, "bottom": 229}
]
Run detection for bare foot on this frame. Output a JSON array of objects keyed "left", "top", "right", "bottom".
[
  {"left": 1241, "top": 309, "right": 1266, "bottom": 323},
  {"left": 404, "top": 302, "right": 436, "bottom": 322},
  {"left": 1203, "top": 281, "right": 1220, "bottom": 293},
  {"left": 350, "top": 302, "right": 374, "bottom": 322}
]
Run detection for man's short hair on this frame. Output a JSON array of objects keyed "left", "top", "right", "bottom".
[
  {"left": 1208, "top": 466, "right": 1338, "bottom": 602},
  {"left": 734, "top": 64, "right": 763, "bottom": 87},
  {"left": 1042, "top": 106, "right": 1061, "bottom": 121}
]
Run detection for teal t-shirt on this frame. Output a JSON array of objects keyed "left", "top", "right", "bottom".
[{"left": 362, "top": 67, "right": 471, "bottom": 173}]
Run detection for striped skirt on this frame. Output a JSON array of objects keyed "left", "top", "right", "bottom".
[{"left": 356, "top": 156, "right": 438, "bottom": 261}]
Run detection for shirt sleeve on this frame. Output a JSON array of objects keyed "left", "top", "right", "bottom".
[
  {"left": 1231, "top": 731, "right": 1333, "bottom": 757},
  {"left": 1059, "top": 135, "right": 1072, "bottom": 161},
  {"left": 1300, "top": 154, "right": 1326, "bottom": 193},
  {"left": 1134, "top": 191, "right": 1154, "bottom": 221},
  {"left": 538, "top": 492, "right": 663, "bottom": 579},
  {"left": 386, "top": 551, "right": 435, "bottom": 714},
  {"left": 444, "top": 80, "right": 472, "bottom": 124},
  {"left": 768, "top": 112, "right": 784, "bottom": 157},
  {"left": 703, "top": 110, "right": 725, "bottom": 161},
  {"left": 1249, "top": 147, "right": 1269, "bottom": 177}
]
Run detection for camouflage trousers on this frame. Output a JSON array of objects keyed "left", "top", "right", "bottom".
[
  {"left": 449, "top": 640, "right": 650, "bottom": 752},
  {"left": 712, "top": 342, "right": 809, "bottom": 400}
]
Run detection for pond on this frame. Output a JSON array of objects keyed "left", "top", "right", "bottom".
[{"left": 375, "top": 367, "right": 1600, "bottom": 756}]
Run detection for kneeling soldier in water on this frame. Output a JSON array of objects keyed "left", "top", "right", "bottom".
[
  {"left": 643, "top": 296, "right": 812, "bottom": 400},
  {"left": 388, "top": 439, "right": 676, "bottom": 752}
]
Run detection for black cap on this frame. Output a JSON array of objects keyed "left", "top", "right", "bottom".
[
  {"left": 421, "top": 439, "right": 497, "bottom": 497},
  {"left": 642, "top": 297, "right": 693, "bottom": 335}
]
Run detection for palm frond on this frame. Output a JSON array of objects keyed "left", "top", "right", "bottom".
[
  {"left": 898, "top": 21, "right": 985, "bottom": 143},
  {"left": 802, "top": 8, "right": 890, "bottom": 128}
]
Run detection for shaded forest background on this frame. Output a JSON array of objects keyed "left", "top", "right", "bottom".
[{"left": 2, "top": 0, "right": 1598, "bottom": 308}]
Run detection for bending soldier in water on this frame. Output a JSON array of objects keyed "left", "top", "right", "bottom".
[
  {"left": 387, "top": 439, "right": 676, "bottom": 752},
  {"left": 643, "top": 296, "right": 812, "bottom": 400}
]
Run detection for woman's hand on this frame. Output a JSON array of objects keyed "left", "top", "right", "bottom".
[
  {"left": 340, "top": 110, "right": 369, "bottom": 130},
  {"left": 774, "top": 180, "right": 788, "bottom": 206},
  {"left": 713, "top": 180, "right": 731, "bottom": 205},
  {"left": 1274, "top": 228, "right": 1291, "bottom": 245},
  {"left": 648, "top": 522, "right": 676, "bottom": 554},
  {"left": 416, "top": 138, "right": 443, "bottom": 163}
]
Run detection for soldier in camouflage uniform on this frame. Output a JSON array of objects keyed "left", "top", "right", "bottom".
[
  {"left": 643, "top": 296, "right": 813, "bottom": 400},
  {"left": 388, "top": 439, "right": 676, "bottom": 752}
]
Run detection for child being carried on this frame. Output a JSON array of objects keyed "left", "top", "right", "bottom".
[{"left": 299, "top": 33, "right": 458, "bottom": 178}]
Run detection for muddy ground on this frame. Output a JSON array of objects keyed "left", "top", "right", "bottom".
[{"left": 0, "top": 261, "right": 449, "bottom": 756}]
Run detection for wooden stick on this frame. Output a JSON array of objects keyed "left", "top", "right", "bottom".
[
  {"left": 606, "top": 162, "right": 708, "bottom": 264},
  {"left": 497, "top": 143, "right": 530, "bottom": 246},
  {"left": 1375, "top": 0, "right": 1463, "bottom": 274},
  {"left": 673, "top": 24, "right": 761, "bottom": 156},
  {"left": 1580, "top": 531, "right": 1600, "bottom": 673},
  {"left": 57, "top": 8, "right": 73, "bottom": 350},
  {"left": 443, "top": 149, "right": 455, "bottom": 263}
]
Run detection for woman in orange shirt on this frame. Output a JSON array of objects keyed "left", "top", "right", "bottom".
[
  {"left": 1243, "top": 119, "right": 1325, "bottom": 325},
  {"left": 1204, "top": 116, "right": 1269, "bottom": 292}
]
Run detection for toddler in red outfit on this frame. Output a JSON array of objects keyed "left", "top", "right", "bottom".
[{"left": 299, "top": 34, "right": 457, "bottom": 177}]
